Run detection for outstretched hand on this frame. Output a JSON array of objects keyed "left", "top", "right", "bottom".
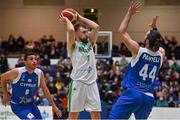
[
  {"left": 148, "top": 16, "right": 159, "bottom": 29},
  {"left": 52, "top": 106, "right": 62, "bottom": 118},
  {"left": 128, "top": 0, "right": 142, "bottom": 16}
]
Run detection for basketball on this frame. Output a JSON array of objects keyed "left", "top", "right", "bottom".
[{"left": 61, "top": 8, "right": 77, "bottom": 22}]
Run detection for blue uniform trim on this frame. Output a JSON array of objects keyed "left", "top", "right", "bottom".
[
  {"left": 122, "top": 47, "right": 163, "bottom": 94},
  {"left": 10, "top": 67, "right": 42, "bottom": 119},
  {"left": 109, "top": 88, "right": 154, "bottom": 119},
  {"left": 110, "top": 47, "right": 163, "bottom": 119}
]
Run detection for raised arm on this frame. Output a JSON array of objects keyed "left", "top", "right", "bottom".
[
  {"left": 118, "top": 1, "right": 142, "bottom": 57},
  {"left": 60, "top": 14, "right": 76, "bottom": 54},
  {"left": 148, "top": 16, "right": 159, "bottom": 30},
  {"left": 1, "top": 68, "right": 18, "bottom": 105},
  {"left": 78, "top": 13, "right": 100, "bottom": 46},
  {"left": 148, "top": 16, "right": 165, "bottom": 58},
  {"left": 40, "top": 72, "right": 62, "bottom": 118}
]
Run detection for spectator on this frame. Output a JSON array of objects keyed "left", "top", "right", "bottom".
[
  {"left": 25, "top": 40, "right": 35, "bottom": 49},
  {"left": 15, "top": 54, "right": 25, "bottom": 67},
  {"left": 7, "top": 34, "right": 16, "bottom": 51},
  {"left": 48, "top": 35, "right": 56, "bottom": 43},
  {"left": 119, "top": 55, "right": 128, "bottom": 73},
  {"left": 168, "top": 96, "right": 176, "bottom": 107},
  {"left": 41, "top": 54, "right": 51, "bottom": 67},
  {"left": 156, "top": 92, "right": 168, "bottom": 107},
  {"left": 40, "top": 35, "right": 48, "bottom": 45},
  {"left": 170, "top": 57, "right": 180, "bottom": 81},
  {"left": 47, "top": 76, "right": 57, "bottom": 94},
  {"left": 16, "top": 35, "right": 25, "bottom": 51},
  {"left": 0, "top": 53, "right": 8, "bottom": 73}
]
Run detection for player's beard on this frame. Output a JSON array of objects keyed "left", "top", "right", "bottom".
[{"left": 80, "top": 38, "right": 88, "bottom": 44}]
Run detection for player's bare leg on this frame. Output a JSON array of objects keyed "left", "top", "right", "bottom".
[
  {"left": 91, "top": 111, "right": 101, "bottom": 120},
  {"left": 68, "top": 112, "right": 79, "bottom": 119}
]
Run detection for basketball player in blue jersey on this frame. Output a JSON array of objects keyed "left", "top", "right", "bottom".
[
  {"left": 60, "top": 10, "right": 101, "bottom": 119},
  {"left": 1, "top": 51, "right": 62, "bottom": 119},
  {"left": 109, "top": 1, "right": 165, "bottom": 119}
]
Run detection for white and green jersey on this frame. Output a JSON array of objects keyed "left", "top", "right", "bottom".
[{"left": 70, "top": 41, "right": 97, "bottom": 84}]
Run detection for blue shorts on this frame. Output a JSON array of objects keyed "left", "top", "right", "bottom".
[
  {"left": 109, "top": 88, "right": 155, "bottom": 119},
  {"left": 10, "top": 102, "right": 42, "bottom": 119}
]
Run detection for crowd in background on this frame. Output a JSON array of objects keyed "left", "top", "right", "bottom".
[
  {"left": 0, "top": 34, "right": 180, "bottom": 118},
  {"left": 1, "top": 34, "right": 180, "bottom": 59}
]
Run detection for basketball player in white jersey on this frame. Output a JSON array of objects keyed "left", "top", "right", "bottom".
[{"left": 60, "top": 10, "right": 101, "bottom": 119}]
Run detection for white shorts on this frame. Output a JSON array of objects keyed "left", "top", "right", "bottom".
[{"left": 68, "top": 80, "right": 101, "bottom": 112}]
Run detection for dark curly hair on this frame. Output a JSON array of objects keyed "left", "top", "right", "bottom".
[{"left": 146, "top": 30, "right": 162, "bottom": 51}]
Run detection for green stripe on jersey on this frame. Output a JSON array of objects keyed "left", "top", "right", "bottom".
[{"left": 68, "top": 80, "right": 73, "bottom": 112}]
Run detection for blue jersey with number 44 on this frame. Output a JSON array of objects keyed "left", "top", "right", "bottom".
[{"left": 122, "top": 47, "right": 163, "bottom": 94}]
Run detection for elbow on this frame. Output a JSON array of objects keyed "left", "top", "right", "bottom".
[
  {"left": 118, "top": 28, "right": 125, "bottom": 34},
  {"left": 68, "top": 28, "right": 75, "bottom": 33},
  {"left": 94, "top": 25, "right": 100, "bottom": 32},
  {"left": 1, "top": 74, "right": 4, "bottom": 82}
]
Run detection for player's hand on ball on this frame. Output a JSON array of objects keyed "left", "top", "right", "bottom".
[
  {"left": 60, "top": 8, "right": 78, "bottom": 23},
  {"left": 66, "top": 8, "right": 78, "bottom": 20},
  {"left": 66, "top": 8, "right": 77, "bottom": 15},
  {"left": 59, "top": 14, "right": 68, "bottom": 24},
  {"left": 2, "top": 93, "right": 10, "bottom": 106},
  {"left": 52, "top": 106, "right": 62, "bottom": 118}
]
